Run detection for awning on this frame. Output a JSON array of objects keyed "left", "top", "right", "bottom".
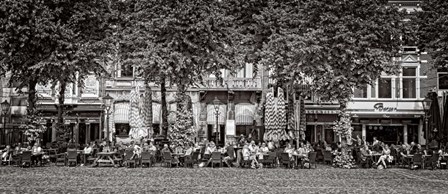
[
  {"left": 153, "top": 103, "right": 161, "bottom": 124},
  {"left": 235, "top": 103, "right": 255, "bottom": 125},
  {"left": 207, "top": 104, "right": 227, "bottom": 125},
  {"left": 114, "top": 103, "right": 129, "bottom": 123},
  {"left": 306, "top": 109, "right": 339, "bottom": 114}
]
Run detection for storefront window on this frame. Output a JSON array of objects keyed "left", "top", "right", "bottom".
[
  {"left": 402, "top": 67, "right": 416, "bottom": 98},
  {"left": 378, "top": 78, "right": 392, "bottom": 98}
]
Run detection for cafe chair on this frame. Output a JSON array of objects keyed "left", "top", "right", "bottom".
[
  {"left": 55, "top": 153, "right": 66, "bottom": 166},
  {"left": 124, "top": 150, "right": 137, "bottom": 168},
  {"left": 304, "top": 152, "right": 317, "bottom": 169},
  {"left": 323, "top": 151, "right": 333, "bottom": 165},
  {"left": 162, "top": 152, "right": 177, "bottom": 168},
  {"left": 261, "top": 152, "right": 276, "bottom": 168},
  {"left": 141, "top": 151, "right": 152, "bottom": 168},
  {"left": 280, "top": 153, "right": 294, "bottom": 169},
  {"left": 184, "top": 155, "right": 194, "bottom": 168},
  {"left": 238, "top": 151, "right": 252, "bottom": 168},
  {"left": 411, "top": 154, "right": 423, "bottom": 170},
  {"left": 211, "top": 152, "right": 222, "bottom": 168},
  {"left": 21, "top": 151, "right": 32, "bottom": 168},
  {"left": 67, "top": 150, "right": 78, "bottom": 167}
]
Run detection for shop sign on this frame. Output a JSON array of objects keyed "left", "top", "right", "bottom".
[{"left": 373, "top": 103, "right": 397, "bottom": 112}]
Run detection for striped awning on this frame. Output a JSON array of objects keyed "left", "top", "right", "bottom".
[
  {"left": 153, "top": 103, "right": 161, "bottom": 124},
  {"left": 207, "top": 104, "right": 227, "bottom": 125},
  {"left": 235, "top": 103, "right": 255, "bottom": 125},
  {"left": 114, "top": 103, "right": 130, "bottom": 123}
]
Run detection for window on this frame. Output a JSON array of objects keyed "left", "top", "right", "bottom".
[
  {"left": 237, "top": 63, "right": 253, "bottom": 78},
  {"left": 378, "top": 78, "right": 392, "bottom": 98},
  {"left": 120, "top": 64, "right": 133, "bottom": 77},
  {"left": 438, "top": 73, "right": 448, "bottom": 90},
  {"left": 354, "top": 85, "right": 367, "bottom": 98},
  {"left": 402, "top": 67, "right": 416, "bottom": 98}
]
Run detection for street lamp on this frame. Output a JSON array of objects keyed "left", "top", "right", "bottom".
[
  {"left": 1, "top": 100, "right": 10, "bottom": 144},
  {"left": 213, "top": 97, "right": 221, "bottom": 146},
  {"left": 102, "top": 94, "right": 113, "bottom": 142},
  {"left": 421, "top": 95, "right": 432, "bottom": 145}
]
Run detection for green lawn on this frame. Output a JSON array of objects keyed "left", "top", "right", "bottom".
[{"left": 1, "top": 165, "right": 448, "bottom": 193}]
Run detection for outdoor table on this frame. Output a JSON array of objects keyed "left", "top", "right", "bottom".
[
  {"left": 293, "top": 154, "right": 306, "bottom": 168},
  {"left": 93, "top": 152, "right": 117, "bottom": 167}
]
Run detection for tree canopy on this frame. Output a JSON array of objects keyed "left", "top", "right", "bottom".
[
  {"left": 417, "top": 0, "right": 448, "bottom": 69},
  {"left": 232, "top": 0, "right": 405, "bottom": 105}
]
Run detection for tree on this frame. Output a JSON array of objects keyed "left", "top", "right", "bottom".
[
  {"left": 416, "top": 0, "right": 448, "bottom": 68},
  {"left": 256, "top": 0, "right": 405, "bottom": 106},
  {"left": 0, "top": 0, "right": 112, "bottom": 142},
  {"left": 122, "top": 0, "right": 242, "bottom": 138}
]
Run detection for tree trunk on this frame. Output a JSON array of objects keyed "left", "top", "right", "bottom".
[
  {"left": 27, "top": 79, "right": 38, "bottom": 116},
  {"left": 161, "top": 76, "right": 168, "bottom": 138},
  {"left": 57, "top": 82, "right": 66, "bottom": 142}
]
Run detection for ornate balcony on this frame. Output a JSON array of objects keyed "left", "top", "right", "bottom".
[{"left": 200, "top": 77, "right": 262, "bottom": 91}]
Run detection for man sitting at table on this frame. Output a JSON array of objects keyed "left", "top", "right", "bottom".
[
  {"left": 222, "top": 142, "right": 235, "bottom": 167},
  {"left": 359, "top": 144, "right": 372, "bottom": 168}
]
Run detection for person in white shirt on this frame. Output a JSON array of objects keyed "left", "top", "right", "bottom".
[{"left": 31, "top": 142, "right": 43, "bottom": 166}]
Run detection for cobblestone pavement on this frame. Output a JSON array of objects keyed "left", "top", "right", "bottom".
[{"left": 1, "top": 164, "right": 447, "bottom": 193}]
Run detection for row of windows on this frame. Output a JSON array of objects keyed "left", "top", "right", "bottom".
[{"left": 354, "top": 66, "right": 419, "bottom": 99}]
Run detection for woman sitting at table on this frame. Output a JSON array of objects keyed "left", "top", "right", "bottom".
[
  {"left": 129, "top": 141, "right": 142, "bottom": 160},
  {"left": 376, "top": 144, "right": 392, "bottom": 169},
  {"left": 241, "top": 143, "right": 257, "bottom": 169}
]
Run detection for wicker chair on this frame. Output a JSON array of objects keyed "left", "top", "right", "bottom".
[
  {"left": 21, "top": 151, "right": 32, "bottom": 168},
  {"left": 411, "top": 154, "right": 423, "bottom": 169},
  {"left": 280, "top": 153, "right": 294, "bottom": 168},
  {"left": 141, "top": 151, "right": 152, "bottom": 168},
  {"left": 304, "top": 152, "right": 317, "bottom": 169},
  {"left": 124, "top": 150, "right": 136, "bottom": 168},
  {"left": 67, "top": 150, "right": 78, "bottom": 167},
  {"left": 211, "top": 152, "right": 222, "bottom": 168}
]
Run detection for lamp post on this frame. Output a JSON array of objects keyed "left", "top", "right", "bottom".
[
  {"left": 421, "top": 95, "right": 432, "bottom": 145},
  {"left": 103, "top": 94, "right": 113, "bottom": 142},
  {"left": 213, "top": 97, "right": 220, "bottom": 146},
  {"left": 1, "top": 100, "right": 10, "bottom": 145}
]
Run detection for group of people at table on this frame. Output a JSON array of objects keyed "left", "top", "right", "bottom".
[
  {"left": 1, "top": 142, "right": 45, "bottom": 166},
  {"left": 357, "top": 136, "right": 448, "bottom": 169}
]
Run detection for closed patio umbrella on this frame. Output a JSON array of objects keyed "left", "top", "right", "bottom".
[
  {"left": 441, "top": 92, "right": 448, "bottom": 145},
  {"left": 428, "top": 92, "right": 442, "bottom": 143}
]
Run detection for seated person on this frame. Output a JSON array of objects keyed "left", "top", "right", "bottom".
[
  {"left": 222, "top": 142, "right": 235, "bottom": 167},
  {"left": 142, "top": 142, "right": 150, "bottom": 152},
  {"left": 161, "top": 144, "right": 171, "bottom": 153},
  {"left": 31, "top": 143, "right": 43, "bottom": 166},
  {"left": 376, "top": 144, "right": 392, "bottom": 169},
  {"left": 284, "top": 143, "right": 295, "bottom": 161},
  {"left": 259, "top": 143, "right": 269, "bottom": 159},
  {"left": 359, "top": 144, "right": 372, "bottom": 167},
  {"left": 148, "top": 141, "right": 157, "bottom": 152},
  {"left": 1, "top": 145, "right": 12, "bottom": 162},
  {"left": 14, "top": 143, "right": 23, "bottom": 155}
]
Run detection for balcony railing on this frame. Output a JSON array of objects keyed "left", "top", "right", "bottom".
[{"left": 201, "top": 77, "right": 262, "bottom": 90}]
